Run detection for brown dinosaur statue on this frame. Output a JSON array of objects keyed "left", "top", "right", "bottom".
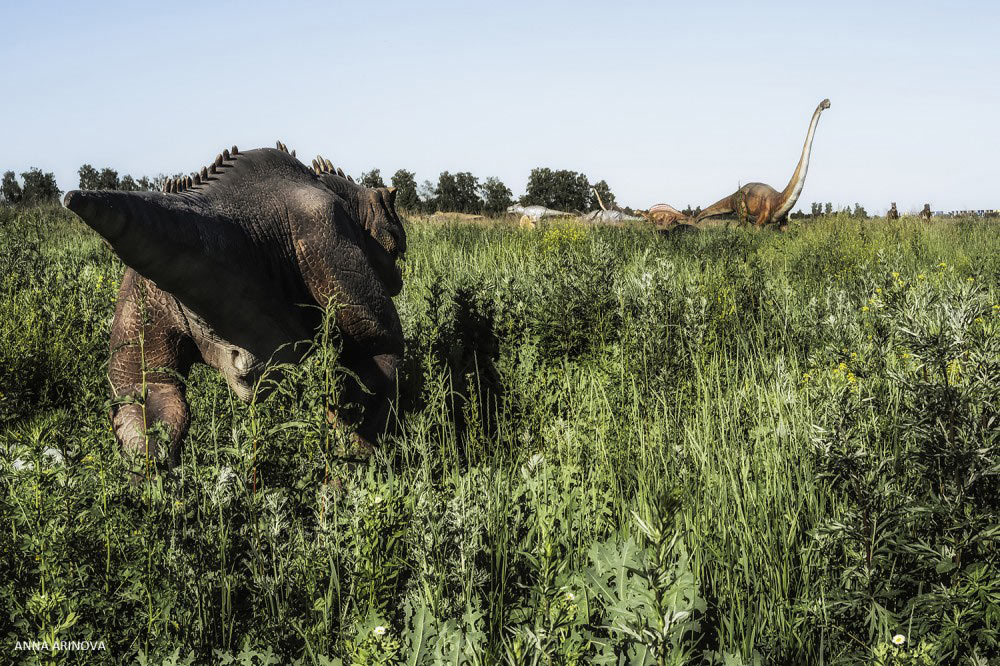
[
  {"left": 638, "top": 202, "right": 692, "bottom": 227},
  {"left": 887, "top": 202, "right": 899, "bottom": 220},
  {"left": 63, "top": 142, "right": 406, "bottom": 477},
  {"left": 921, "top": 204, "right": 932, "bottom": 221},
  {"left": 696, "top": 99, "right": 831, "bottom": 228}
]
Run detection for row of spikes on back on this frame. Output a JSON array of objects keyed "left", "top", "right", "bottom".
[
  {"left": 162, "top": 145, "right": 241, "bottom": 194},
  {"left": 311, "top": 156, "right": 355, "bottom": 182}
]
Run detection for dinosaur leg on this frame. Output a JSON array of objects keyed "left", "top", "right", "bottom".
[
  {"left": 109, "top": 270, "right": 194, "bottom": 478},
  {"left": 337, "top": 346, "right": 401, "bottom": 457}
]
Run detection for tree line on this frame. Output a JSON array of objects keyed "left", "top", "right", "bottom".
[{"left": 1, "top": 162, "right": 629, "bottom": 216}]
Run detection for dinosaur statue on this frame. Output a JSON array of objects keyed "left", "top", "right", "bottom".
[
  {"left": 696, "top": 99, "right": 831, "bottom": 228},
  {"left": 63, "top": 142, "right": 406, "bottom": 476},
  {"left": 921, "top": 204, "right": 932, "bottom": 221},
  {"left": 580, "top": 187, "right": 642, "bottom": 223},
  {"left": 887, "top": 202, "right": 899, "bottom": 220},
  {"left": 506, "top": 204, "right": 573, "bottom": 221},
  {"left": 637, "top": 203, "right": 692, "bottom": 227}
]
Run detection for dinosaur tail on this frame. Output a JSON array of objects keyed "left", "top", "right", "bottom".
[
  {"left": 695, "top": 194, "right": 735, "bottom": 222},
  {"left": 63, "top": 190, "right": 261, "bottom": 326}
]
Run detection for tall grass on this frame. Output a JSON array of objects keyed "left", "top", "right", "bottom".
[{"left": 1, "top": 207, "right": 998, "bottom": 665}]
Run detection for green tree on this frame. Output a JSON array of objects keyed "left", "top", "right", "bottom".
[
  {"left": 454, "top": 172, "right": 481, "bottom": 213},
  {"left": 853, "top": 203, "right": 868, "bottom": 220},
  {"left": 390, "top": 169, "right": 419, "bottom": 211},
  {"left": 97, "top": 168, "right": 119, "bottom": 190},
  {"left": 78, "top": 164, "right": 99, "bottom": 190},
  {"left": 435, "top": 171, "right": 482, "bottom": 213},
  {"left": 19, "top": 168, "right": 60, "bottom": 204},
  {"left": 360, "top": 168, "right": 385, "bottom": 189},
  {"left": 589, "top": 179, "right": 617, "bottom": 211},
  {"left": 1, "top": 171, "right": 22, "bottom": 205},
  {"left": 119, "top": 175, "right": 138, "bottom": 191},
  {"left": 480, "top": 177, "right": 513, "bottom": 215},
  {"left": 824, "top": 202, "right": 833, "bottom": 215},
  {"left": 522, "top": 167, "right": 590, "bottom": 212}
]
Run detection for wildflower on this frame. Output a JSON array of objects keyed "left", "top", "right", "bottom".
[
  {"left": 967, "top": 277, "right": 974, "bottom": 282},
  {"left": 891, "top": 271, "right": 899, "bottom": 278},
  {"left": 917, "top": 274, "right": 925, "bottom": 280},
  {"left": 892, "top": 634, "right": 906, "bottom": 646},
  {"left": 565, "top": 592, "right": 576, "bottom": 602},
  {"left": 938, "top": 262, "right": 947, "bottom": 268},
  {"left": 373, "top": 625, "right": 387, "bottom": 638},
  {"left": 876, "top": 288, "right": 882, "bottom": 294},
  {"left": 901, "top": 352, "right": 911, "bottom": 359},
  {"left": 846, "top": 372, "right": 856, "bottom": 384},
  {"left": 862, "top": 306, "right": 869, "bottom": 312},
  {"left": 803, "top": 372, "right": 812, "bottom": 381},
  {"left": 976, "top": 317, "right": 985, "bottom": 324}
]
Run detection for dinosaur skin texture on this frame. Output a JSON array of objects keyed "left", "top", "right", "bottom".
[
  {"left": 887, "top": 203, "right": 899, "bottom": 220},
  {"left": 63, "top": 143, "right": 406, "bottom": 476},
  {"left": 696, "top": 99, "right": 831, "bottom": 229}
]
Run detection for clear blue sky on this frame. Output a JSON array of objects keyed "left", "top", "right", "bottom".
[{"left": 2, "top": 0, "right": 997, "bottom": 214}]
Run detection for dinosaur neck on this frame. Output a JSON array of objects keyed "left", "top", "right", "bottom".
[
  {"left": 592, "top": 187, "right": 607, "bottom": 211},
  {"left": 774, "top": 102, "right": 827, "bottom": 219}
]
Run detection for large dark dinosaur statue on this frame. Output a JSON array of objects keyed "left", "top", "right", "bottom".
[
  {"left": 696, "top": 99, "right": 831, "bottom": 228},
  {"left": 63, "top": 142, "right": 406, "bottom": 475}
]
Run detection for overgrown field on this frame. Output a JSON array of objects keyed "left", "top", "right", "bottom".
[{"left": 1, "top": 206, "right": 999, "bottom": 665}]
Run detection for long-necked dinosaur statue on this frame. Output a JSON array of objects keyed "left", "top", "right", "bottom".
[
  {"left": 696, "top": 99, "right": 831, "bottom": 228},
  {"left": 63, "top": 142, "right": 406, "bottom": 477},
  {"left": 887, "top": 202, "right": 899, "bottom": 220},
  {"left": 581, "top": 187, "right": 642, "bottom": 223}
]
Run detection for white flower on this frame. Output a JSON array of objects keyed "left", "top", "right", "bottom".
[
  {"left": 892, "top": 634, "right": 906, "bottom": 646},
  {"left": 373, "top": 625, "right": 387, "bottom": 638},
  {"left": 564, "top": 592, "right": 575, "bottom": 602}
]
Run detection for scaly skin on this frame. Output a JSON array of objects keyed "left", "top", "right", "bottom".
[
  {"left": 64, "top": 144, "right": 406, "bottom": 477},
  {"left": 697, "top": 99, "right": 831, "bottom": 228}
]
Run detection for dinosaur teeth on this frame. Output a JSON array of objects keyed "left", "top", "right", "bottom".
[
  {"left": 222, "top": 149, "right": 231, "bottom": 161},
  {"left": 209, "top": 164, "right": 218, "bottom": 175},
  {"left": 231, "top": 145, "right": 239, "bottom": 155},
  {"left": 215, "top": 154, "right": 224, "bottom": 168},
  {"left": 200, "top": 166, "right": 209, "bottom": 180}
]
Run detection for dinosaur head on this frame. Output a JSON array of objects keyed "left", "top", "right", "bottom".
[
  {"left": 359, "top": 185, "right": 407, "bottom": 296},
  {"left": 819, "top": 98, "right": 831, "bottom": 110}
]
